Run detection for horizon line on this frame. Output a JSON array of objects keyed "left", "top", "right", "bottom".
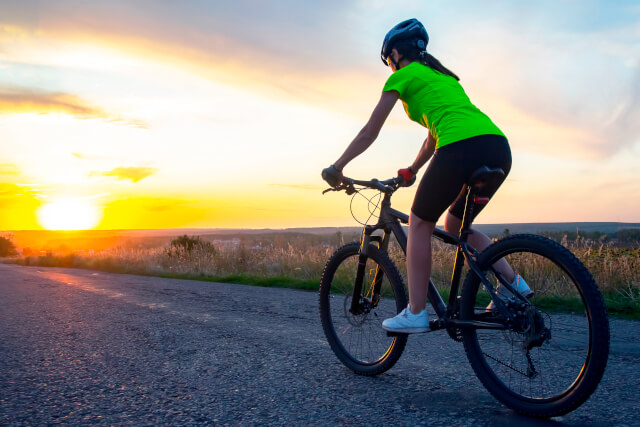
[{"left": 2, "top": 221, "right": 639, "bottom": 233}]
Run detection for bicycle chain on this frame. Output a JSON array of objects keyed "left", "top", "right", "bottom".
[
  {"left": 525, "top": 350, "right": 538, "bottom": 378},
  {"left": 482, "top": 350, "right": 533, "bottom": 378}
]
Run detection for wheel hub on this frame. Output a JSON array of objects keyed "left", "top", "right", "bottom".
[
  {"left": 344, "top": 295, "right": 372, "bottom": 326},
  {"left": 517, "top": 305, "right": 551, "bottom": 350}
]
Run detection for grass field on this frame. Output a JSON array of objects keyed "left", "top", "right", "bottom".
[{"left": 4, "top": 230, "right": 639, "bottom": 319}]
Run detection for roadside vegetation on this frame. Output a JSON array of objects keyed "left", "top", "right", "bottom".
[
  {"left": 0, "top": 235, "right": 18, "bottom": 257},
  {"left": 4, "top": 231, "right": 640, "bottom": 319}
]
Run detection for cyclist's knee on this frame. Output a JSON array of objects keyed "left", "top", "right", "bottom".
[{"left": 409, "top": 212, "right": 436, "bottom": 233}]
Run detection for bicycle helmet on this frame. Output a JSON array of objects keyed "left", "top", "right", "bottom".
[{"left": 381, "top": 18, "right": 429, "bottom": 66}]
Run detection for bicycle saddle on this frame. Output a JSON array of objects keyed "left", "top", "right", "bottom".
[{"left": 467, "top": 166, "right": 505, "bottom": 190}]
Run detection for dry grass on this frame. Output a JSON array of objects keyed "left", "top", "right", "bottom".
[
  {"left": 18, "top": 241, "right": 333, "bottom": 281},
  {"left": 8, "top": 233, "right": 640, "bottom": 318}
]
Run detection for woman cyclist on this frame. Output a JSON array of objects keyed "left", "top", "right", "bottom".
[{"left": 322, "top": 18, "right": 531, "bottom": 333}]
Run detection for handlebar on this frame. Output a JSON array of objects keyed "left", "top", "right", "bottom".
[{"left": 322, "top": 174, "right": 415, "bottom": 195}]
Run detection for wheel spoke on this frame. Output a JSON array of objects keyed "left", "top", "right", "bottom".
[
  {"left": 320, "top": 243, "right": 408, "bottom": 375},
  {"left": 460, "top": 235, "right": 609, "bottom": 416}
]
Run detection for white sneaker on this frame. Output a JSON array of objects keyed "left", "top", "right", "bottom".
[
  {"left": 486, "top": 274, "right": 534, "bottom": 311},
  {"left": 382, "top": 305, "right": 430, "bottom": 333}
]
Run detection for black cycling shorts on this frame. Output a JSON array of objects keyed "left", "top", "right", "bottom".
[{"left": 411, "top": 134, "right": 512, "bottom": 223}]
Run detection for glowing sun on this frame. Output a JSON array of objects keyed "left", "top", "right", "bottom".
[{"left": 37, "top": 199, "right": 102, "bottom": 230}]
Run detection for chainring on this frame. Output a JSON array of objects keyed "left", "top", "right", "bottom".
[{"left": 446, "top": 301, "right": 464, "bottom": 342}]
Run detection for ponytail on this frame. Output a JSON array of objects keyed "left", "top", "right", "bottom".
[
  {"left": 392, "top": 39, "right": 460, "bottom": 81},
  {"left": 419, "top": 51, "right": 460, "bottom": 81}
]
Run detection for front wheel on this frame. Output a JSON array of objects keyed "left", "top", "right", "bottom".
[
  {"left": 319, "top": 242, "right": 408, "bottom": 376},
  {"left": 460, "top": 234, "right": 609, "bottom": 418}
]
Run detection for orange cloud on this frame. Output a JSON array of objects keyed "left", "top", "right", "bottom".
[
  {"left": 267, "top": 184, "right": 322, "bottom": 190},
  {"left": 0, "top": 183, "right": 19, "bottom": 198},
  {"left": 0, "top": 163, "right": 20, "bottom": 175},
  {"left": 93, "top": 166, "right": 158, "bottom": 183},
  {"left": 0, "top": 88, "right": 147, "bottom": 128},
  {"left": 0, "top": 183, "right": 42, "bottom": 230}
]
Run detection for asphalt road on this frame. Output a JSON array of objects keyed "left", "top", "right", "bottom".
[{"left": 1, "top": 263, "right": 638, "bottom": 426}]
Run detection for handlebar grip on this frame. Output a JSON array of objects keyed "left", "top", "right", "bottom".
[
  {"left": 397, "top": 174, "right": 417, "bottom": 187},
  {"left": 322, "top": 165, "right": 343, "bottom": 187}
]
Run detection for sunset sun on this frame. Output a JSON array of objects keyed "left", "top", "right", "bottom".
[{"left": 37, "top": 199, "right": 102, "bottom": 230}]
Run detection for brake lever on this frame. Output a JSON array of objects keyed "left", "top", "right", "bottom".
[{"left": 322, "top": 182, "right": 357, "bottom": 195}]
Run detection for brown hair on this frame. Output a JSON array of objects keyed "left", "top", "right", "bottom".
[{"left": 393, "top": 39, "right": 460, "bottom": 81}]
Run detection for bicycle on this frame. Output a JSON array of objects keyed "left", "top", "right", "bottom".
[{"left": 318, "top": 166, "right": 610, "bottom": 418}]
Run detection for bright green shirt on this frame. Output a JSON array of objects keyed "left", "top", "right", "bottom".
[{"left": 382, "top": 62, "right": 505, "bottom": 149}]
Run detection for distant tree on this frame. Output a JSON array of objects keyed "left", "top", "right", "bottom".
[
  {"left": 0, "top": 236, "right": 18, "bottom": 257},
  {"left": 171, "top": 235, "right": 200, "bottom": 252},
  {"left": 503, "top": 228, "right": 511, "bottom": 237},
  {"left": 334, "top": 231, "right": 343, "bottom": 246},
  {"left": 169, "top": 235, "right": 216, "bottom": 255},
  {"left": 618, "top": 228, "right": 640, "bottom": 244}
]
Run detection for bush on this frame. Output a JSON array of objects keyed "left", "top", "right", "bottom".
[
  {"left": 168, "top": 235, "right": 216, "bottom": 256},
  {"left": 0, "top": 236, "right": 18, "bottom": 257},
  {"left": 618, "top": 228, "right": 640, "bottom": 245}
]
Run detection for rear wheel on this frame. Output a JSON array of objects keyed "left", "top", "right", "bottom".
[
  {"left": 319, "top": 242, "right": 408, "bottom": 376},
  {"left": 460, "top": 234, "right": 609, "bottom": 417}
]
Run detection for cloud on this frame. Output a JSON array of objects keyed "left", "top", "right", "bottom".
[
  {"left": 428, "top": 6, "right": 640, "bottom": 158},
  {"left": 0, "top": 1, "right": 380, "bottom": 114},
  {"left": 1, "top": 1, "right": 639, "bottom": 158},
  {"left": 0, "top": 183, "right": 19, "bottom": 197},
  {"left": 0, "top": 163, "right": 20, "bottom": 175},
  {"left": 0, "top": 1, "right": 361, "bottom": 69},
  {"left": 0, "top": 182, "right": 45, "bottom": 199},
  {"left": 92, "top": 166, "right": 158, "bottom": 183},
  {"left": 267, "top": 184, "right": 322, "bottom": 191},
  {"left": 0, "top": 87, "right": 147, "bottom": 128}
]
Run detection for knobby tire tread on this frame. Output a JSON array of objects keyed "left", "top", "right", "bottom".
[
  {"left": 460, "top": 234, "right": 609, "bottom": 418},
  {"left": 319, "top": 242, "right": 408, "bottom": 376}
]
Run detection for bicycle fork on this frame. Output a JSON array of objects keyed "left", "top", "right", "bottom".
[{"left": 349, "top": 228, "right": 387, "bottom": 315}]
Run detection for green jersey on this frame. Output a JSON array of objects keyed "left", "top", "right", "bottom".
[{"left": 382, "top": 62, "right": 505, "bottom": 149}]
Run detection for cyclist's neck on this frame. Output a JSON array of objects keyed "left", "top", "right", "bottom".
[{"left": 396, "top": 59, "right": 414, "bottom": 70}]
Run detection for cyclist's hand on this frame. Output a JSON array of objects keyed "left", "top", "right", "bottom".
[
  {"left": 397, "top": 167, "right": 415, "bottom": 186},
  {"left": 322, "top": 165, "right": 343, "bottom": 187}
]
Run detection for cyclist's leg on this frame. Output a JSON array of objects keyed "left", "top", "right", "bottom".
[
  {"left": 407, "top": 145, "right": 470, "bottom": 314},
  {"left": 407, "top": 213, "right": 436, "bottom": 313},
  {"left": 446, "top": 134, "right": 514, "bottom": 280},
  {"left": 444, "top": 212, "right": 515, "bottom": 283}
]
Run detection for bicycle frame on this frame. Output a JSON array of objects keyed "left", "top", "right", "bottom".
[{"left": 353, "top": 184, "right": 516, "bottom": 332}]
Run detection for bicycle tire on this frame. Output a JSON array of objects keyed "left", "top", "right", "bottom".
[
  {"left": 460, "top": 234, "right": 609, "bottom": 417},
  {"left": 319, "top": 241, "right": 408, "bottom": 376}
]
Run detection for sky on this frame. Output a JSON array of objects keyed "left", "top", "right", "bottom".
[{"left": 1, "top": 0, "right": 639, "bottom": 230}]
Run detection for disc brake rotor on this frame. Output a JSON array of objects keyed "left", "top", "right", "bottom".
[{"left": 343, "top": 295, "right": 370, "bottom": 327}]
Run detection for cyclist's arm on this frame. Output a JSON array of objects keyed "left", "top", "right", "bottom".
[
  {"left": 409, "top": 131, "right": 436, "bottom": 173},
  {"left": 333, "top": 91, "right": 399, "bottom": 170}
]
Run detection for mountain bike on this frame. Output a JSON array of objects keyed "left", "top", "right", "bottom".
[{"left": 318, "top": 166, "right": 610, "bottom": 418}]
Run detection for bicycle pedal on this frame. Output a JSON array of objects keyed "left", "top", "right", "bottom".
[
  {"left": 385, "top": 328, "right": 434, "bottom": 337},
  {"left": 429, "top": 319, "right": 443, "bottom": 330}
]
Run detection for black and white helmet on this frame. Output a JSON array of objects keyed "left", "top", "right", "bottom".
[{"left": 381, "top": 18, "right": 429, "bottom": 66}]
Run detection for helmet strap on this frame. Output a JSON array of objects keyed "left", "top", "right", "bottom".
[{"left": 390, "top": 54, "right": 401, "bottom": 70}]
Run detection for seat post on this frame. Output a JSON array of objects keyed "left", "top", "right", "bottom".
[
  {"left": 458, "top": 186, "right": 476, "bottom": 242},
  {"left": 448, "top": 184, "right": 476, "bottom": 309}
]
